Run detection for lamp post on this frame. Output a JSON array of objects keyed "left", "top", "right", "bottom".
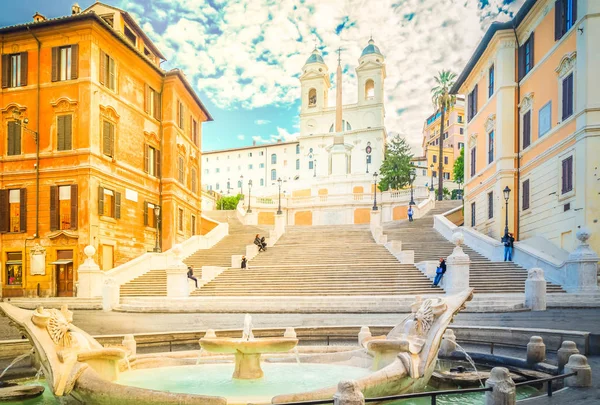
[
  {"left": 429, "top": 164, "right": 434, "bottom": 192},
  {"left": 503, "top": 186, "right": 511, "bottom": 238},
  {"left": 153, "top": 206, "right": 161, "bottom": 252},
  {"left": 247, "top": 179, "right": 253, "bottom": 213},
  {"left": 240, "top": 175, "right": 244, "bottom": 195},
  {"left": 277, "top": 177, "right": 283, "bottom": 215},
  {"left": 366, "top": 143, "right": 372, "bottom": 174},
  {"left": 409, "top": 168, "right": 416, "bottom": 206},
  {"left": 372, "top": 171, "right": 379, "bottom": 211}
]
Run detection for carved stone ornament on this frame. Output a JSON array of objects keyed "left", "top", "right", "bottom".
[
  {"left": 29, "top": 244, "right": 47, "bottom": 276},
  {"left": 519, "top": 92, "right": 535, "bottom": 111},
  {"left": 1, "top": 103, "right": 27, "bottom": 118},
  {"left": 484, "top": 114, "right": 496, "bottom": 133},
  {"left": 143, "top": 131, "right": 160, "bottom": 146},
  {"left": 176, "top": 138, "right": 187, "bottom": 155},
  {"left": 468, "top": 133, "right": 478, "bottom": 148},
  {"left": 51, "top": 97, "right": 78, "bottom": 113},
  {"left": 555, "top": 51, "right": 577, "bottom": 78},
  {"left": 99, "top": 104, "right": 120, "bottom": 121},
  {"left": 528, "top": 268, "right": 545, "bottom": 281}
]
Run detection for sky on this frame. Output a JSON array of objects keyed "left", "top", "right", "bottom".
[{"left": 2, "top": 0, "right": 525, "bottom": 154}]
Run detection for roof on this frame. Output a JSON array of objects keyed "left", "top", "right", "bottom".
[
  {"left": 166, "top": 70, "right": 213, "bottom": 122},
  {"left": 450, "top": 0, "right": 538, "bottom": 94},
  {"left": 305, "top": 49, "right": 325, "bottom": 64},
  {"left": 203, "top": 140, "right": 298, "bottom": 155},
  {"left": 361, "top": 39, "right": 383, "bottom": 57}
]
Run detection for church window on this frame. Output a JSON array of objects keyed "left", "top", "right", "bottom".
[
  {"left": 308, "top": 88, "right": 317, "bottom": 107},
  {"left": 365, "top": 79, "right": 375, "bottom": 100},
  {"left": 271, "top": 169, "right": 277, "bottom": 181}
]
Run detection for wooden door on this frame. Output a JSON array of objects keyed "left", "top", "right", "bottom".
[{"left": 56, "top": 264, "right": 74, "bottom": 297}]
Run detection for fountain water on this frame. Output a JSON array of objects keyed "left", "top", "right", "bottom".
[
  {"left": 0, "top": 352, "right": 31, "bottom": 380},
  {"left": 195, "top": 348, "right": 205, "bottom": 365},
  {"left": 33, "top": 367, "right": 44, "bottom": 384},
  {"left": 242, "top": 314, "right": 254, "bottom": 341},
  {"left": 451, "top": 340, "right": 484, "bottom": 387}
]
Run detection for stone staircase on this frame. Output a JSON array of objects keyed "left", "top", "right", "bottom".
[
  {"left": 384, "top": 200, "right": 565, "bottom": 294},
  {"left": 192, "top": 225, "right": 442, "bottom": 296},
  {"left": 119, "top": 211, "right": 269, "bottom": 297}
]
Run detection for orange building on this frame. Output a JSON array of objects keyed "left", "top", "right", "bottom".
[{"left": 0, "top": 3, "right": 212, "bottom": 297}]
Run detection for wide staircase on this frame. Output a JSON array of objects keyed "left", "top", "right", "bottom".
[
  {"left": 384, "top": 201, "right": 565, "bottom": 294},
  {"left": 119, "top": 211, "right": 268, "bottom": 297},
  {"left": 193, "top": 225, "right": 441, "bottom": 296}
]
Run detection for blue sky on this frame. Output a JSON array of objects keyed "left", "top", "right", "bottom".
[{"left": 4, "top": 0, "right": 522, "bottom": 153}]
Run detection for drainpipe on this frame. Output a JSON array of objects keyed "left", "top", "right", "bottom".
[
  {"left": 512, "top": 22, "right": 521, "bottom": 240},
  {"left": 158, "top": 73, "right": 165, "bottom": 251},
  {"left": 27, "top": 26, "right": 41, "bottom": 239}
]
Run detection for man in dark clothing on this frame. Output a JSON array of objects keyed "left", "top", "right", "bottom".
[
  {"left": 241, "top": 256, "right": 247, "bottom": 269},
  {"left": 432, "top": 258, "right": 446, "bottom": 287},
  {"left": 254, "top": 234, "right": 266, "bottom": 251},
  {"left": 501, "top": 232, "right": 515, "bottom": 261},
  {"left": 187, "top": 266, "right": 198, "bottom": 288}
]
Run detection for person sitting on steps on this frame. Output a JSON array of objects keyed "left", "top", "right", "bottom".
[
  {"left": 432, "top": 258, "right": 446, "bottom": 287},
  {"left": 241, "top": 255, "right": 247, "bottom": 269},
  {"left": 254, "top": 234, "right": 267, "bottom": 252},
  {"left": 187, "top": 266, "right": 198, "bottom": 288}
]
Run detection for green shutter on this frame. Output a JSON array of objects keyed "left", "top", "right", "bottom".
[
  {"left": 20, "top": 52, "right": 27, "bottom": 86},
  {"left": 115, "top": 192, "right": 121, "bottom": 219},
  {"left": 70, "top": 184, "right": 78, "bottom": 230},
  {"left": 19, "top": 188, "right": 26, "bottom": 232},
  {"left": 57, "top": 116, "right": 65, "bottom": 151},
  {"left": 50, "top": 186, "right": 58, "bottom": 231},
  {"left": 143, "top": 201, "right": 148, "bottom": 226},
  {"left": 51, "top": 47, "right": 59, "bottom": 82},
  {"left": 7, "top": 121, "right": 20, "bottom": 156},
  {"left": 64, "top": 115, "right": 72, "bottom": 150},
  {"left": 1, "top": 54, "right": 9, "bottom": 88},
  {"left": 103, "top": 121, "right": 111, "bottom": 157},
  {"left": 0, "top": 189, "right": 8, "bottom": 233},
  {"left": 98, "top": 186, "right": 104, "bottom": 215},
  {"left": 70, "top": 44, "right": 78, "bottom": 80}
]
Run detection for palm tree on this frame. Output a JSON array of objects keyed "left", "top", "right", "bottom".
[{"left": 431, "top": 70, "right": 457, "bottom": 201}]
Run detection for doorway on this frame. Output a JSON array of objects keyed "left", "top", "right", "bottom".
[{"left": 53, "top": 250, "right": 74, "bottom": 297}]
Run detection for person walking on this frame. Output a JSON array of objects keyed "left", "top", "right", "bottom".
[
  {"left": 432, "top": 258, "right": 446, "bottom": 287},
  {"left": 502, "top": 232, "right": 515, "bottom": 261},
  {"left": 407, "top": 206, "right": 414, "bottom": 222},
  {"left": 187, "top": 266, "right": 198, "bottom": 288},
  {"left": 241, "top": 256, "right": 247, "bottom": 269}
]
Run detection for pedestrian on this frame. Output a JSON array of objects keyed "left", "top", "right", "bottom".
[
  {"left": 501, "top": 232, "right": 515, "bottom": 261},
  {"left": 187, "top": 266, "right": 198, "bottom": 288},
  {"left": 432, "top": 258, "right": 446, "bottom": 287},
  {"left": 407, "top": 206, "right": 414, "bottom": 222},
  {"left": 241, "top": 256, "right": 247, "bottom": 269}
]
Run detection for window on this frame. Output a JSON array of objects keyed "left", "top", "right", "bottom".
[
  {"left": 488, "top": 64, "right": 495, "bottom": 98},
  {"left": 470, "top": 147, "right": 476, "bottom": 177},
  {"left": 487, "top": 192, "right": 494, "bottom": 219},
  {"left": 443, "top": 172, "right": 450, "bottom": 180},
  {"left": 143, "top": 202, "right": 158, "bottom": 228},
  {"left": 51, "top": 45, "right": 78, "bottom": 82},
  {"left": 102, "top": 120, "right": 115, "bottom": 158},
  {"left": 522, "top": 111, "right": 531, "bottom": 149},
  {"left": 444, "top": 132, "right": 448, "bottom": 140},
  {"left": 488, "top": 131, "right": 494, "bottom": 164},
  {"left": 458, "top": 115, "right": 463, "bottom": 123},
  {"left": 192, "top": 119, "right": 198, "bottom": 145},
  {"left": 216, "top": 168, "right": 220, "bottom": 173},
  {"left": 57, "top": 115, "right": 73, "bottom": 151},
  {"left": 5, "top": 252, "right": 23, "bottom": 286},
  {"left": 555, "top": 0, "right": 577, "bottom": 40},
  {"left": 539, "top": 101, "right": 552, "bottom": 137},
  {"left": 422, "top": 169, "right": 426, "bottom": 176},
  {"left": 145, "top": 85, "right": 161, "bottom": 119},
  {"left": 271, "top": 169, "right": 277, "bottom": 181},
  {"left": 519, "top": 34, "right": 535, "bottom": 80},
  {"left": 178, "top": 208, "right": 184, "bottom": 232},
  {"left": 0, "top": 189, "right": 26, "bottom": 233},
  {"left": 237, "top": 180, "right": 242, "bottom": 188},
  {"left": 522, "top": 179, "right": 530, "bottom": 210},
  {"left": 562, "top": 72, "right": 574, "bottom": 120},
  {"left": 7, "top": 121, "right": 21, "bottom": 156},
  {"left": 99, "top": 50, "right": 115, "bottom": 90},
  {"left": 561, "top": 156, "right": 573, "bottom": 194},
  {"left": 191, "top": 214, "right": 197, "bottom": 235},
  {"left": 467, "top": 85, "right": 478, "bottom": 121},
  {"left": 471, "top": 202, "right": 476, "bottom": 227},
  {"left": 259, "top": 163, "right": 264, "bottom": 168},
  {"left": 308, "top": 88, "right": 317, "bottom": 107},
  {"left": 444, "top": 156, "right": 448, "bottom": 165},
  {"left": 204, "top": 169, "right": 209, "bottom": 174},
  {"left": 367, "top": 155, "right": 372, "bottom": 164},
  {"left": 432, "top": 155, "right": 437, "bottom": 163},
  {"left": 259, "top": 151, "right": 264, "bottom": 156},
  {"left": 178, "top": 156, "right": 184, "bottom": 183},
  {"left": 296, "top": 159, "right": 300, "bottom": 170},
  {"left": 248, "top": 152, "right": 253, "bottom": 157},
  {"left": 124, "top": 26, "right": 137, "bottom": 46},
  {"left": 365, "top": 79, "right": 375, "bottom": 99},
  {"left": 271, "top": 154, "right": 277, "bottom": 164},
  {"left": 296, "top": 144, "right": 300, "bottom": 154},
  {"left": 309, "top": 161, "right": 314, "bottom": 170},
  {"left": 460, "top": 128, "right": 464, "bottom": 135},
  {"left": 458, "top": 142, "right": 464, "bottom": 149},
  {"left": 98, "top": 187, "right": 121, "bottom": 219},
  {"left": 50, "top": 185, "right": 77, "bottom": 230},
  {"left": 248, "top": 164, "right": 253, "bottom": 170},
  {"left": 260, "top": 178, "right": 264, "bottom": 186},
  {"left": 215, "top": 183, "right": 220, "bottom": 190},
  {"left": 177, "top": 101, "right": 185, "bottom": 129},
  {"left": 1, "top": 53, "right": 27, "bottom": 88},
  {"left": 191, "top": 168, "right": 197, "bottom": 193}
]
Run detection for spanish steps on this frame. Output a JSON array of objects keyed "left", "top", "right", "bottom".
[
  {"left": 119, "top": 211, "right": 268, "bottom": 297},
  {"left": 383, "top": 200, "right": 565, "bottom": 294}
]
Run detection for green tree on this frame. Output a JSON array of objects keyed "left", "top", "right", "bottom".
[
  {"left": 378, "top": 134, "right": 413, "bottom": 191},
  {"left": 431, "top": 70, "right": 457, "bottom": 201},
  {"left": 453, "top": 147, "right": 464, "bottom": 185},
  {"left": 217, "top": 194, "right": 243, "bottom": 210}
]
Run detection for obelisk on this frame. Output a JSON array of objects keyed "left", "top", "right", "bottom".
[{"left": 334, "top": 47, "right": 344, "bottom": 144}]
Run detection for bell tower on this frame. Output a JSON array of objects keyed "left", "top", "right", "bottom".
[
  {"left": 299, "top": 48, "right": 330, "bottom": 114},
  {"left": 356, "top": 38, "right": 386, "bottom": 107}
]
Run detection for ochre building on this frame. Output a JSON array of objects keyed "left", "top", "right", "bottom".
[{"left": 0, "top": 3, "right": 212, "bottom": 297}]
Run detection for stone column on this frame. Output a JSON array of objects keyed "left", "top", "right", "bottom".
[
  {"left": 166, "top": 244, "right": 189, "bottom": 298},
  {"left": 444, "top": 232, "right": 470, "bottom": 294},
  {"left": 439, "top": 329, "right": 457, "bottom": 357},
  {"left": 102, "top": 277, "right": 119, "bottom": 311},
  {"left": 485, "top": 367, "right": 516, "bottom": 405},
  {"left": 526, "top": 336, "right": 546, "bottom": 364},
  {"left": 564, "top": 354, "right": 592, "bottom": 388},
  {"left": 333, "top": 380, "right": 364, "bottom": 405},
  {"left": 370, "top": 209, "right": 381, "bottom": 231},
  {"left": 275, "top": 213, "right": 286, "bottom": 237},
  {"left": 77, "top": 245, "right": 104, "bottom": 298},
  {"left": 524, "top": 268, "right": 546, "bottom": 311},
  {"left": 557, "top": 341, "right": 579, "bottom": 373},
  {"left": 564, "top": 229, "right": 599, "bottom": 292}
]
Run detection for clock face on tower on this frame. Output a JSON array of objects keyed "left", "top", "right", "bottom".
[{"left": 306, "top": 119, "right": 317, "bottom": 132}]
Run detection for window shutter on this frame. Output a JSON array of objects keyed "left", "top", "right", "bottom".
[
  {"left": 70, "top": 44, "right": 78, "bottom": 79},
  {"left": 103, "top": 121, "right": 111, "bottom": 156},
  {"left": 99, "top": 50, "right": 106, "bottom": 85},
  {"left": 177, "top": 100, "right": 181, "bottom": 127},
  {"left": 144, "top": 145, "right": 149, "bottom": 173},
  {"left": 108, "top": 57, "right": 115, "bottom": 90},
  {"left": 523, "top": 180, "right": 530, "bottom": 210},
  {"left": 555, "top": 0, "right": 564, "bottom": 40},
  {"left": 473, "top": 84, "right": 478, "bottom": 113},
  {"left": 110, "top": 122, "right": 115, "bottom": 157},
  {"left": 566, "top": 156, "right": 573, "bottom": 192},
  {"left": 155, "top": 149, "right": 161, "bottom": 178},
  {"left": 0, "top": 189, "right": 8, "bottom": 233},
  {"left": 154, "top": 92, "right": 161, "bottom": 120},
  {"left": 562, "top": 76, "right": 568, "bottom": 119},
  {"left": 7, "top": 122, "right": 15, "bottom": 156},
  {"left": 64, "top": 115, "right": 72, "bottom": 150},
  {"left": 50, "top": 186, "right": 58, "bottom": 231},
  {"left": 530, "top": 32, "right": 535, "bottom": 70},
  {"left": 115, "top": 192, "right": 121, "bottom": 219},
  {"left": 70, "top": 184, "right": 78, "bottom": 230},
  {"left": 57, "top": 116, "right": 65, "bottom": 151},
  {"left": 523, "top": 111, "right": 531, "bottom": 149},
  {"left": 51, "top": 47, "right": 59, "bottom": 82},
  {"left": 20, "top": 52, "right": 27, "bottom": 86},
  {"left": 19, "top": 188, "right": 26, "bottom": 232},
  {"left": 568, "top": 73, "right": 574, "bottom": 117},
  {"left": 144, "top": 84, "right": 150, "bottom": 113},
  {"left": 98, "top": 186, "right": 104, "bottom": 215},
  {"left": 1, "top": 54, "right": 9, "bottom": 88},
  {"left": 572, "top": 0, "right": 577, "bottom": 22},
  {"left": 143, "top": 201, "right": 148, "bottom": 226}
]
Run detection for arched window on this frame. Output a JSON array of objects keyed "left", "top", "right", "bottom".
[
  {"left": 237, "top": 180, "right": 242, "bottom": 188},
  {"left": 329, "top": 120, "right": 352, "bottom": 132},
  {"left": 365, "top": 79, "right": 375, "bottom": 99},
  {"left": 308, "top": 88, "right": 317, "bottom": 107},
  {"left": 296, "top": 144, "right": 300, "bottom": 154},
  {"left": 296, "top": 159, "right": 300, "bottom": 170},
  {"left": 271, "top": 154, "right": 277, "bottom": 164},
  {"left": 260, "top": 178, "right": 264, "bottom": 186},
  {"left": 271, "top": 169, "right": 277, "bottom": 180}
]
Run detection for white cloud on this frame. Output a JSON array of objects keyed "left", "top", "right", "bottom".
[
  {"left": 254, "top": 119, "right": 271, "bottom": 125},
  {"left": 237, "top": 134, "right": 245, "bottom": 140},
  {"left": 123, "top": 0, "right": 525, "bottom": 153}
]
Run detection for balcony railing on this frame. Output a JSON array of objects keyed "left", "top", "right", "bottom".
[{"left": 61, "top": 214, "right": 71, "bottom": 230}]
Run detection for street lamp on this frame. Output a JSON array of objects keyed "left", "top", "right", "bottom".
[
  {"left": 372, "top": 171, "right": 379, "bottom": 211},
  {"left": 429, "top": 164, "right": 434, "bottom": 192},
  {"left": 277, "top": 177, "right": 283, "bottom": 215},
  {"left": 409, "top": 168, "right": 416, "bottom": 206},
  {"left": 247, "top": 179, "right": 253, "bottom": 213},
  {"left": 153, "top": 205, "right": 161, "bottom": 252},
  {"left": 240, "top": 175, "right": 244, "bottom": 195},
  {"left": 503, "top": 186, "right": 511, "bottom": 238},
  {"left": 366, "top": 142, "right": 372, "bottom": 174}
]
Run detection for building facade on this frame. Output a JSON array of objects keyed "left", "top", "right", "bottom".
[
  {"left": 452, "top": 0, "right": 599, "bottom": 253},
  {"left": 0, "top": 2, "right": 211, "bottom": 297}
]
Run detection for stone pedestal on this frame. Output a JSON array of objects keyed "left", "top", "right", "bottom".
[
  {"left": 246, "top": 244, "right": 259, "bottom": 260},
  {"left": 333, "top": 380, "right": 365, "bottom": 405},
  {"left": 245, "top": 211, "right": 258, "bottom": 226},
  {"left": 122, "top": 334, "right": 136, "bottom": 356},
  {"left": 557, "top": 341, "right": 579, "bottom": 373},
  {"left": 233, "top": 352, "right": 263, "bottom": 379},
  {"left": 231, "top": 255, "right": 242, "bottom": 268},
  {"left": 370, "top": 210, "right": 381, "bottom": 230},
  {"left": 358, "top": 326, "right": 371, "bottom": 347},
  {"left": 102, "top": 277, "right": 119, "bottom": 311},
  {"left": 564, "top": 229, "right": 599, "bottom": 292},
  {"left": 439, "top": 329, "right": 457, "bottom": 357},
  {"left": 485, "top": 367, "right": 516, "bottom": 405},
  {"left": 445, "top": 233, "right": 470, "bottom": 294},
  {"left": 524, "top": 268, "right": 546, "bottom": 311},
  {"left": 564, "top": 354, "right": 592, "bottom": 388},
  {"left": 526, "top": 336, "right": 546, "bottom": 364},
  {"left": 77, "top": 246, "right": 104, "bottom": 298},
  {"left": 166, "top": 265, "right": 190, "bottom": 298},
  {"left": 275, "top": 214, "right": 286, "bottom": 237}
]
